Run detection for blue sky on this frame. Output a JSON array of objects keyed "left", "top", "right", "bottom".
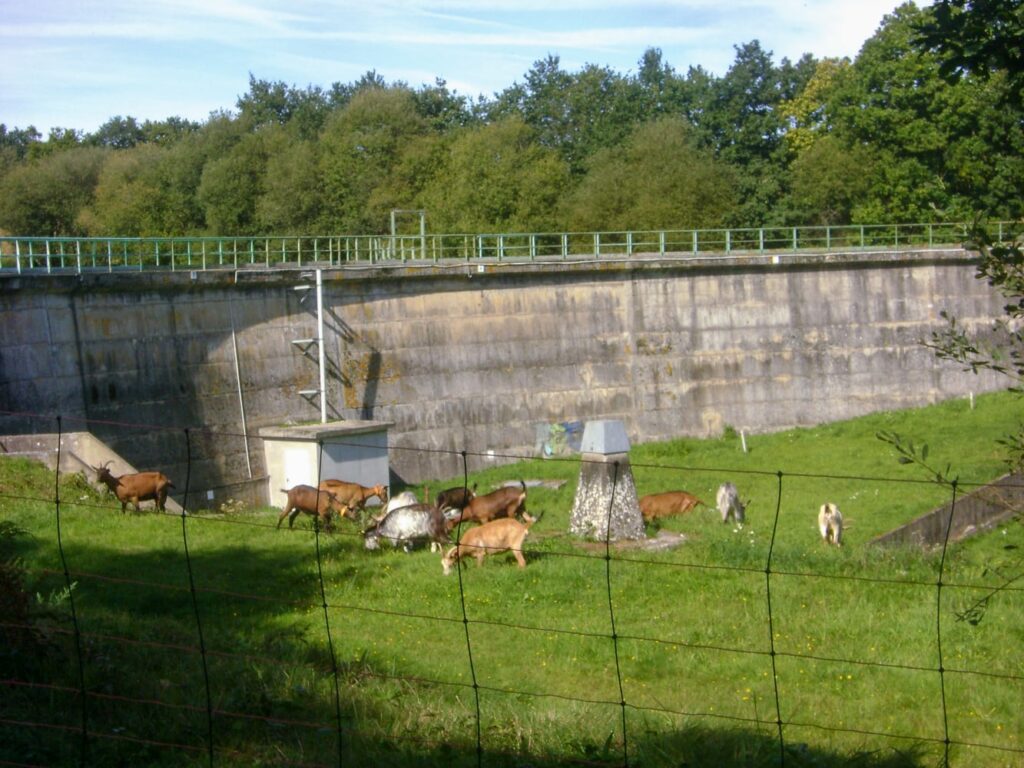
[{"left": 1, "top": 0, "right": 920, "bottom": 136}]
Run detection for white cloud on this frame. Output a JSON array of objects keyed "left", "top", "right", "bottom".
[{"left": 0, "top": 0, "right": 920, "bottom": 133}]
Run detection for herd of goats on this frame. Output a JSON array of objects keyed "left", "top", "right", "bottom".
[{"left": 91, "top": 460, "right": 845, "bottom": 574}]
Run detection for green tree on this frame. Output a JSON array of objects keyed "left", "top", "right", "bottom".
[
  {"left": 780, "top": 58, "right": 850, "bottom": 154},
  {"left": 0, "top": 124, "right": 41, "bottom": 178},
  {"left": 786, "top": 135, "right": 874, "bottom": 225},
  {"left": 197, "top": 129, "right": 276, "bottom": 235},
  {"left": 0, "top": 146, "right": 107, "bottom": 235},
  {"left": 88, "top": 116, "right": 145, "bottom": 149},
  {"left": 420, "top": 116, "right": 569, "bottom": 232},
  {"left": 491, "top": 56, "right": 635, "bottom": 174},
  {"left": 26, "top": 127, "right": 83, "bottom": 160},
  {"left": 78, "top": 144, "right": 168, "bottom": 235},
  {"left": 237, "top": 74, "right": 330, "bottom": 139},
  {"left": 319, "top": 87, "right": 428, "bottom": 233},
  {"left": 829, "top": 2, "right": 1023, "bottom": 221},
  {"left": 914, "top": 0, "right": 1024, "bottom": 105},
  {"left": 257, "top": 138, "right": 322, "bottom": 233},
  {"left": 701, "top": 41, "right": 814, "bottom": 224},
  {"left": 565, "top": 116, "right": 736, "bottom": 231},
  {"left": 140, "top": 116, "right": 200, "bottom": 146},
  {"left": 412, "top": 78, "right": 475, "bottom": 132}
]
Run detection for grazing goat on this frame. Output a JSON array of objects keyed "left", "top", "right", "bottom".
[
  {"left": 381, "top": 490, "right": 419, "bottom": 516},
  {"left": 364, "top": 503, "right": 450, "bottom": 553},
  {"left": 94, "top": 461, "right": 174, "bottom": 514},
  {"left": 638, "top": 491, "right": 706, "bottom": 522},
  {"left": 435, "top": 483, "right": 477, "bottom": 514},
  {"left": 277, "top": 485, "right": 347, "bottom": 530},
  {"left": 318, "top": 479, "right": 388, "bottom": 517},
  {"left": 818, "top": 503, "right": 843, "bottom": 546},
  {"left": 441, "top": 517, "right": 533, "bottom": 575},
  {"left": 716, "top": 482, "right": 747, "bottom": 526},
  {"left": 447, "top": 480, "right": 532, "bottom": 529}
]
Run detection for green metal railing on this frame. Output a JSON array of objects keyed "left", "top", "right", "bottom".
[{"left": 0, "top": 221, "right": 995, "bottom": 275}]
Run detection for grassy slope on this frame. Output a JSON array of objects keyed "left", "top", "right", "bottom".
[{"left": 2, "top": 391, "right": 1022, "bottom": 767}]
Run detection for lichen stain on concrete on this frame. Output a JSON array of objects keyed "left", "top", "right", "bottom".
[
  {"left": 342, "top": 352, "right": 399, "bottom": 410},
  {"left": 636, "top": 337, "right": 673, "bottom": 356}
]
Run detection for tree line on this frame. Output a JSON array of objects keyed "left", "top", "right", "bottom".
[{"left": 0, "top": 1, "right": 1020, "bottom": 239}]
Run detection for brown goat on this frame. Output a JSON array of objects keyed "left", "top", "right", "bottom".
[
  {"left": 318, "top": 479, "right": 388, "bottom": 517},
  {"left": 638, "top": 491, "right": 707, "bottom": 522},
  {"left": 435, "top": 483, "right": 477, "bottom": 513},
  {"left": 277, "top": 485, "right": 348, "bottom": 530},
  {"left": 94, "top": 461, "right": 174, "bottom": 514},
  {"left": 447, "top": 480, "right": 532, "bottom": 530},
  {"left": 441, "top": 517, "right": 533, "bottom": 575}
]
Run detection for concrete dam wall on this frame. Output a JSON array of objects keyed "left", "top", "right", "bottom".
[{"left": 0, "top": 247, "right": 1007, "bottom": 499}]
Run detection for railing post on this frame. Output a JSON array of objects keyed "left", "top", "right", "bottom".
[
  {"left": 659, "top": 231, "right": 665, "bottom": 256},
  {"left": 626, "top": 231, "right": 633, "bottom": 256},
  {"left": 759, "top": 228, "right": 764, "bottom": 252},
  {"left": 75, "top": 240, "right": 82, "bottom": 273},
  {"left": 562, "top": 234, "right": 568, "bottom": 260},
  {"left": 45, "top": 240, "right": 51, "bottom": 275},
  {"left": 692, "top": 230, "right": 698, "bottom": 254},
  {"left": 792, "top": 227, "right": 797, "bottom": 251},
  {"left": 594, "top": 232, "right": 600, "bottom": 258},
  {"left": 15, "top": 240, "right": 21, "bottom": 274},
  {"left": 826, "top": 226, "right": 831, "bottom": 250},
  {"left": 726, "top": 230, "right": 731, "bottom": 253}
]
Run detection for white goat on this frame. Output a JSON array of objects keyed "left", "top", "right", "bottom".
[{"left": 818, "top": 503, "right": 843, "bottom": 546}]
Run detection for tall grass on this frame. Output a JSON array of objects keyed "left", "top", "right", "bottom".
[{"left": 2, "top": 391, "right": 1022, "bottom": 767}]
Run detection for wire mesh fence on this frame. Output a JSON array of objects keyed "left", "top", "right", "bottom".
[{"left": 1, "top": 410, "right": 1022, "bottom": 767}]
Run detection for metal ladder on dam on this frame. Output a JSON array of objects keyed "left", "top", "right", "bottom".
[{"left": 290, "top": 269, "right": 327, "bottom": 423}]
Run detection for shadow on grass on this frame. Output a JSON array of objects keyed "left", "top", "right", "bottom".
[{"left": 1, "top": 510, "right": 943, "bottom": 768}]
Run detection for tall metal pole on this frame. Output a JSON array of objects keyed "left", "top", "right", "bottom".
[{"left": 316, "top": 269, "right": 326, "bottom": 424}]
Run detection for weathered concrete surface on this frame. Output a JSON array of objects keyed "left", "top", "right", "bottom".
[
  {"left": 569, "top": 452, "right": 645, "bottom": 541},
  {"left": 871, "top": 473, "right": 1023, "bottom": 547},
  {"left": 0, "top": 247, "right": 1010, "bottom": 495}
]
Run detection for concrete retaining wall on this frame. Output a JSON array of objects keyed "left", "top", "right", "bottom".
[{"left": 0, "top": 247, "right": 1008, "bottom": 497}]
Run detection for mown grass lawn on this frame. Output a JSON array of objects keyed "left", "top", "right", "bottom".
[{"left": 2, "top": 391, "right": 1022, "bottom": 767}]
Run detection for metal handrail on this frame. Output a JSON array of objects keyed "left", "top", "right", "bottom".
[{"left": 0, "top": 222, "right": 994, "bottom": 275}]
